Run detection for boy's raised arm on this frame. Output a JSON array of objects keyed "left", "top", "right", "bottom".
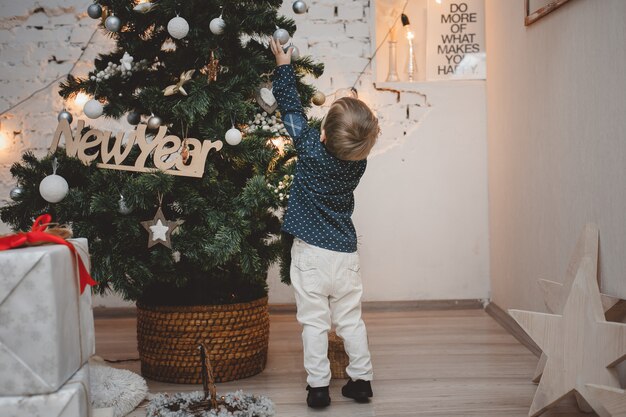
[{"left": 269, "top": 38, "right": 309, "bottom": 145}]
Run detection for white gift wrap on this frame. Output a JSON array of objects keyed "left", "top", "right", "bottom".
[
  {"left": 0, "top": 363, "right": 91, "bottom": 417},
  {"left": 0, "top": 238, "right": 95, "bottom": 396}
]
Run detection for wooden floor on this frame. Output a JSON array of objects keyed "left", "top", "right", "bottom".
[{"left": 95, "top": 309, "right": 594, "bottom": 417}]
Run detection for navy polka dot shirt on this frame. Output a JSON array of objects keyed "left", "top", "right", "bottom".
[{"left": 273, "top": 64, "right": 367, "bottom": 253}]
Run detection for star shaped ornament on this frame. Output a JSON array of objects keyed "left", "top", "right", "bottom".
[
  {"left": 199, "top": 51, "right": 220, "bottom": 84},
  {"left": 534, "top": 224, "right": 624, "bottom": 383},
  {"left": 510, "top": 257, "right": 626, "bottom": 417},
  {"left": 141, "top": 207, "right": 181, "bottom": 249},
  {"left": 587, "top": 384, "right": 626, "bottom": 417},
  {"left": 163, "top": 69, "right": 195, "bottom": 96}
]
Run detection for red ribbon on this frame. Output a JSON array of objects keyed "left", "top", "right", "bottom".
[{"left": 0, "top": 214, "right": 97, "bottom": 294}]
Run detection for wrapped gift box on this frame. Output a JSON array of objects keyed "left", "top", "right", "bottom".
[
  {"left": 0, "top": 363, "right": 91, "bottom": 417},
  {"left": 0, "top": 239, "right": 95, "bottom": 396}
]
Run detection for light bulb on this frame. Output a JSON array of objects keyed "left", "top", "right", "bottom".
[
  {"left": 74, "top": 92, "right": 90, "bottom": 107},
  {"left": 270, "top": 137, "right": 286, "bottom": 155},
  {"left": 0, "top": 131, "right": 9, "bottom": 151}
]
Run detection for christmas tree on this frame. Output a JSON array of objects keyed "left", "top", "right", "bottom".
[{"left": 1, "top": 0, "right": 323, "bottom": 306}]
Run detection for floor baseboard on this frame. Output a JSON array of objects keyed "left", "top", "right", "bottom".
[
  {"left": 93, "top": 298, "right": 485, "bottom": 318},
  {"left": 484, "top": 301, "right": 541, "bottom": 357}
]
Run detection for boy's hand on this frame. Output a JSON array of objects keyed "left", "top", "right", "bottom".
[{"left": 269, "top": 37, "right": 293, "bottom": 66}]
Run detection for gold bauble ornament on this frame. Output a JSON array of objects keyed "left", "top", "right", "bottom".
[{"left": 311, "top": 91, "right": 326, "bottom": 106}]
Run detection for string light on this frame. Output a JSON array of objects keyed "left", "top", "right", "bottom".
[
  {"left": 322, "top": 0, "right": 410, "bottom": 101},
  {"left": 0, "top": 29, "right": 98, "bottom": 118},
  {"left": 0, "top": 124, "right": 10, "bottom": 151},
  {"left": 73, "top": 92, "right": 90, "bottom": 107}
]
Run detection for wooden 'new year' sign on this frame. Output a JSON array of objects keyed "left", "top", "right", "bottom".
[{"left": 49, "top": 119, "right": 223, "bottom": 178}]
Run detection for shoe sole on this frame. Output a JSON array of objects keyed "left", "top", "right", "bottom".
[
  {"left": 307, "top": 398, "right": 331, "bottom": 408},
  {"left": 342, "top": 391, "right": 372, "bottom": 403}
]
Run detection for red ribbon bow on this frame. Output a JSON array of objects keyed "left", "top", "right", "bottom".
[{"left": 0, "top": 214, "right": 97, "bottom": 294}]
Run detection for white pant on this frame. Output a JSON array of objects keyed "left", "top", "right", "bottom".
[{"left": 290, "top": 238, "right": 373, "bottom": 387}]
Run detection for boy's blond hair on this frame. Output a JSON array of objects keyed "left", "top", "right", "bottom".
[{"left": 322, "top": 97, "right": 380, "bottom": 161}]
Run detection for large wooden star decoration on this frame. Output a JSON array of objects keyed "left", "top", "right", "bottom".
[
  {"left": 140, "top": 206, "right": 181, "bottom": 249},
  {"left": 534, "top": 224, "right": 624, "bottom": 384},
  {"left": 509, "top": 257, "right": 626, "bottom": 417},
  {"left": 587, "top": 384, "right": 626, "bottom": 417}
]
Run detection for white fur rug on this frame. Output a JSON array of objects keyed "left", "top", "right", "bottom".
[{"left": 90, "top": 358, "right": 148, "bottom": 417}]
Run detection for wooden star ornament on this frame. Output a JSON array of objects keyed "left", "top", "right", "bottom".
[
  {"left": 587, "top": 384, "right": 626, "bottom": 417},
  {"left": 163, "top": 69, "right": 195, "bottom": 96},
  {"left": 141, "top": 206, "right": 181, "bottom": 249},
  {"left": 509, "top": 257, "right": 626, "bottom": 417},
  {"left": 533, "top": 224, "right": 624, "bottom": 384}
]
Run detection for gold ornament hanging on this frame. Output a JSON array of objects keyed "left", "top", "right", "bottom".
[
  {"left": 163, "top": 69, "right": 195, "bottom": 96},
  {"left": 180, "top": 139, "right": 191, "bottom": 165},
  {"left": 200, "top": 51, "right": 220, "bottom": 84},
  {"left": 312, "top": 91, "right": 326, "bottom": 106}
]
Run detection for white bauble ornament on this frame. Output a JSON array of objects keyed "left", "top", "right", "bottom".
[
  {"left": 209, "top": 16, "right": 226, "bottom": 35},
  {"left": 83, "top": 99, "right": 104, "bottom": 119},
  {"left": 105, "top": 15, "right": 122, "bottom": 32},
  {"left": 225, "top": 127, "right": 242, "bottom": 146},
  {"left": 292, "top": 0, "right": 308, "bottom": 14},
  {"left": 273, "top": 28, "right": 290, "bottom": 45},
  {"left": 167, "top": 16, "right": 189, "bottom": 39},
  {"left": 39, "top": 175, "right": 69, "bottom": 203}
]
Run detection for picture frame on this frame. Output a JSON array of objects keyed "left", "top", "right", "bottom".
[{"left": 525, "top": 0, "right": 572, "bottom": 26}]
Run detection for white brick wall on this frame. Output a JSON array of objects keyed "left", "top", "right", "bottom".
[{"left": 0, "top": 0, "right": 490, "bottom": 305}]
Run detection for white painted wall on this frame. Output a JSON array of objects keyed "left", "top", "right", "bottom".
[
  {"left": 0, "top": 0, "right": 490, "bottom": 307},
  {"left": 485, "top": 0, "right": 626, "bottom": 311}
]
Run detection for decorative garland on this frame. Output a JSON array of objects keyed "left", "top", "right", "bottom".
[{"left": 146, "top": 391, "right": 275, "bottom": 417}]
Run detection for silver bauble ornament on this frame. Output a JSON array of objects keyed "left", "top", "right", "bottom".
[
  {"left": 83, "top": 99, "right": 103, "bottom": 119},
  {"left": 87, "top": 4, "right": 103, "bottom": 19},
  {"left": 118, "top": 195, "right": 133, "bottom": 215},
  {"left": 292, "top": 1, "right": 308, "bottom": 14},
  {"left": 167, "top": 16, "right": 189, "bottom": 39},
  {"left": 105, "top": 15, "right": 121, "bottom": 32},
  {"left": 39, "top": 175, "right": 69, "bottom": 203},
  {"left": 9, "top": 186, "right": 24, "bottom": 201},
  {"left": 273, "top": 28, "right": 290, "bottom": 45},
  {"left": 147, "top": 115, "right": 162, "bottom": 130},
  {"left": 285, "top": 45, "right": 300, "bottom": 60},
  {"left": 225, "top": 127, "right": 242, "bottom": 146},
  {"left": 57, "top": 109, "right": 73, "bottom": 124},
  {"left": 209, "top": 16, "right": 226, "bottom": 35},
  {"left": 127, "top": 111, "right": 141, "bottom": 125}
]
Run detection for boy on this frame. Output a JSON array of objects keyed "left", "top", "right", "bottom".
[{"left": 269, "top": 38, "right": 379, "bottom": 408}]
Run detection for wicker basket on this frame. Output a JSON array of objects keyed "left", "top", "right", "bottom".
[
  {"left": 136, "top": 297, "right": 270, "bottom": 384},
  {"left": 329, "top": 330, "right": 349, "bottom": 379}
]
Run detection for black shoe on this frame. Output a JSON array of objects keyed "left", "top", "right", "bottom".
[
  {"left": 306, "top": 385, "right": 331, "bottom": 408},
  {"left": 342, "top": 379, "right": 373, "bottom": 403}
]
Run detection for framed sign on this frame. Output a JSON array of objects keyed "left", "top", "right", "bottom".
[
  {"left": 426, "top": 0, "right": 486, "bottom": 81},
  {"left": 525, "top": 0, "right": 572, "bottom": 26}
]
